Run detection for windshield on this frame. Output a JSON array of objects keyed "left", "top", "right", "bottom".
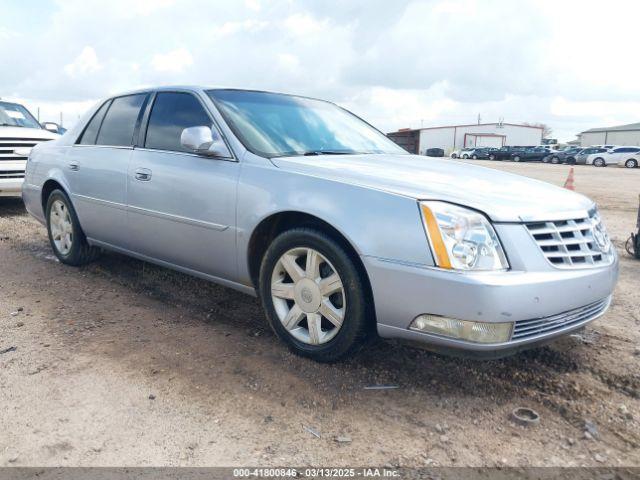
[
  {"left": 207, "top": 90, "right": 407, "bottom": 158},
  {"left": 0, "top": 101, "right": 42, "bottom": 129}
]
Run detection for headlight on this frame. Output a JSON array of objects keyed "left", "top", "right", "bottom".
[{"left": 420, "top": 201, "right": 509, "bottom": 271}]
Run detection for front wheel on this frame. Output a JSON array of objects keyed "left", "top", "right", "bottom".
[
  {"left": 625, "top": 158, "right": 638, "bottom": 168},
  {"left": 472, "top": 155, "right": 478, "bottom": 159},
  {"left": 488, "top": 154, "right": 496, "bottom": 160},
  {"left": 462, "top": 154, "right": 469, "bottom": 159},
  {"left": 512, "top": 155, "right": 521, "bottom": 162},
  {"left": 551, "top": 156, "right": 560, "bottom": 164},
  {"left": 46, "top": 189, "right": 101, "bottom": 266},
  {"left": 451, "top": 154, "right": 457, "bottom": 159},
  {"left": 259, "top": 228, "right": 370, "bottom": 362},
  {"left": 593, "top": 157, "right": 606, "bottom": 167}
]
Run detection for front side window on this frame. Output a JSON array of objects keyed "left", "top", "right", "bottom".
[
  {"left": 145, "top": 92, "right": 212, "bottom": 153},
  {"left": 78, "top": 100, "right": 111, "bottom": 145},
  {"left": 0, "top": 101, "right": 42, "bottom": 129},
  {"left": 96, "top": 94, "right": 147, "bottom": 147},
  {"left": 207, "top": 89, "right": 407, "bottom": 158}
]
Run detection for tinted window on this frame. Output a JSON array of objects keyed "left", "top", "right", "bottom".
[
  {"left": 145, "top": 92, "right": 211, "bottom": 153},
  {"left": 96, "top": 94, "right": 146, "bottom": 147},
  {"left": 78, "top": 100, "right": 111, "bottom": 145}
]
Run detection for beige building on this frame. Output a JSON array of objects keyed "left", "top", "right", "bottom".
[{"left": 579, "top": 122, "right": 640, "bottom": 147}]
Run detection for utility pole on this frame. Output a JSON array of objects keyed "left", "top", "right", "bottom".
[
  {"left": 60, "top": 112, "right": 63, "bottom": 127},
  {"left": 477, "top": 113, "right": 481, "bottom": 125},
  {"left": 37, "top": 107, "right": 40, "bottom": 122}
]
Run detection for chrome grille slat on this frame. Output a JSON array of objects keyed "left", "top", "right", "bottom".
[
  {"left": 512, "top": 298, "right": 610, "bottom": 340},
  {"left": 525, "top": 212, "right": 613, "bottom": 269},
  {"left": 0, "top": 138, "right": 51, "bottom": 162}
]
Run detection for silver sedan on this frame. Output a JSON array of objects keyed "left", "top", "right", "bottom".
[{"left": 22, "top": 87, "right": 618, "bottom": 362}]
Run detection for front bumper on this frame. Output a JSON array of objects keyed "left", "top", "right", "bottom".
[
  {"left": 364, "top": 246, "right": 618, "bottom": 356},
  {"left": 0, "top": 178, "right": 24, "bottom": 197}
]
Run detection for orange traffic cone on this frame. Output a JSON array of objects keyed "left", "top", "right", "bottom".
[{"left": 563, "top": 167, "right": 575, "bottom": 191}]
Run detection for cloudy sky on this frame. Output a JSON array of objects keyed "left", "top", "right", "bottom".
[{"left": 2, "top": 0, "right": 639, "bottom": 141}]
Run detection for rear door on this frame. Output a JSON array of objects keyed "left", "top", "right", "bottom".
[
  {"left": 66, "top": 93, "right": 149, "bottom": 249},
  {"left": 127, "top": 91, "right": 240, "bottom": 280}
]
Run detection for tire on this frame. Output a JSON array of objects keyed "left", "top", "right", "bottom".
[
  {"left": 462, "top": 154, "right": 469, "bottom": 159},
  {"left": 542, "top": 156, "right": 550, "bottom": 163},
  {"left": 258, "top": 228, "right": 370, "bottom": 362},
  {"left": 512, "top": 155, "right": 521, "bottom": 162},
  {"left": 472, "top": 155, "right": 478, "bottom": 160},
  {"left": 551, "top": 156, "right": 560, "bottom": 164},
  {"left": 488, "top": 154, "right": 496, "bottom": 160},
  {"left": 625, "top": 158, "right": 638, "bottom": 168},
  {"left": 593, "top": 157, "right": 606, "bottom": 167},
  {"left": 451, "top": 154, "right": 457, "bottom": 159},
  {"left": 45, "top": 189, "right": 101, "bottom": 266}
]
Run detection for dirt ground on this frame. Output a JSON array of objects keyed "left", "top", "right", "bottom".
[{"left": 0, "top": 161, "right": 638, "bottom": 467}]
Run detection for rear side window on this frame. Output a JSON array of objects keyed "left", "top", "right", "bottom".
[
  {"left": 145, "top": 92, "right": 211, "bottom": 153},
  {"left": 96, "top": 94, "right": 146, "bottom": 147},
  {"left": 78, "top": 100, "right": 111, "bottom": 145}
]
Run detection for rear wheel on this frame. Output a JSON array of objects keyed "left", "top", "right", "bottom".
[
  {"left": 625, "top": 158, "right": 638, "bottom": 168},
  {"left": 593, "top": 157, "right": 606, "bottom": 167},
  {"left": 488, "top": 154, "right": 496, "bottom": 160},
  {"left": 551, "top": 156, "right": 560, "bottom": 164},
  {"left": 259, "top": 228, "right": 369, "bottom": 362},
  {"left": 46, "top": 189, "right": 101, "bottom": 266},
  {"left": 451, "top": 154, "right": 457, "bottom": 159},
  {"left": 512, "top": 155, "right": 521, "bottom": 162},
  {"left": 462, "top": 154, "right": 469, "bottom": 159},
  {"left": 472, "top": 154, "right": 478, "bottom": 159}
]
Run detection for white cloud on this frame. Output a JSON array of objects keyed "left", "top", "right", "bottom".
[
  {"left": 150, "top": 48, "right": 193, "bottom": 73},
  {"left": 3, "top": 0, "right": 640, "bottom": 139},
  {"left": 63, "top": 47, "right": 102, "bottom": 78}
]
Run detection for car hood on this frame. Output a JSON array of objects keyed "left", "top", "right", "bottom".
[
  {"left": 0, "top": 126, "right": 59, "bottom": 140},
  {"left": 271, "top": 154, "right": 595, "bottom": 222}
]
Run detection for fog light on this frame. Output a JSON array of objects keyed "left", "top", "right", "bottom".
[{"left": 410, "top": 314, "right": 513, "bottom": 343}]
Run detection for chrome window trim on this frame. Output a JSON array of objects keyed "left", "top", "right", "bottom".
[{"left": 132, "top": 146, "right": 237, "bottom": 163}]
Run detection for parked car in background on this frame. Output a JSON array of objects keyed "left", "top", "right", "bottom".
[
  {"left": 488, "top": 146, "right": 526, "bottom": 160},
  {"left": 573, "top": 147, "right": 609, "bottom": 165},
  {"left": 587, "top": 146, "right": 640, "bottom": 167},
  {"left": 618, "top": 152, "right": 639, "bottom": 168},
  {"left": 21, "top": 86, "right": 618, "bottom": 361},
  {"left": 511, "top": 146, "right": 550, "bottom": 162},
  {"left": 469, "top": 147, "right": 498, "bottom": 159},
  {"left": 425, "top": 147, "right": 444, "bottom": 157},
  {"left": 542, "top": 147, "right": 583, "bottom": 164},
  {"left": 0, "top": 100, "right": 59, "bottom": 196},
  {"left": 450, "top": 147, "right": 473, "bottom": 159}
]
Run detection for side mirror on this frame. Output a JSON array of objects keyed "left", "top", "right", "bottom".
[
  {"left": 180, "top": 125, "right": 231, "bottom": 158},
  {"left": 42, "top": 122, "right": 59, "bottom": 133}
]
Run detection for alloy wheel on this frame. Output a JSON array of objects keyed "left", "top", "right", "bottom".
[
  {"left": 270, "top": 247, "right": 345, "bottom": 345},
  {"left": 625, "top": 159, "right": 638, "bottom": 168},
  {"left": 49, "top": 199, "right": 73, "bottom": 255}
]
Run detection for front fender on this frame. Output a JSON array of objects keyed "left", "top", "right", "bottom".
[{"left": 236, "top": 157, "right": 435, "bottom": 285}]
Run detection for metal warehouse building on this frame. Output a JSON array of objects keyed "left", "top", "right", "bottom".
[
  {"left": 387, "top": 122, "right": 544, "bottom": 155},
  {"left": 579, "top": 122, "right": 640, "bottom": 147}
]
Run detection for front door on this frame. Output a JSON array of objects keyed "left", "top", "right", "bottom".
[
  {"left": 66, "top": 93, "right": 148, "bottom": 249},
  {"left": 127, "top": 91, "right": 240, "bottom": 281}
]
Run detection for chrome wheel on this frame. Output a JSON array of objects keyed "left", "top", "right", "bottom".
[
  {"left": 49, "top": 199, "right": 73, "bottom": 255},
  {"left": 625, "top": 159, "right": 637, "bottom": 168},
  {"left": 270, "top": 247, "right": 345, "bottom": 345}
]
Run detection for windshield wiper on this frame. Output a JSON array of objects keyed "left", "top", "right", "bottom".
[
  {"left": 0, "top": 123, "right": 25, "bottom": 128},
  {"left": 301, "top": 150, "right": 353, "bottom": 156}
]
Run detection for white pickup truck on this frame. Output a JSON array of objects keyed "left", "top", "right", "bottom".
[{"left": 1, "top": 100, "right": 59, "bottom": 196}]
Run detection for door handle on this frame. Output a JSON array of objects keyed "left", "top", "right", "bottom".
[
  {"left": 134, "top": 168, "right": 152, "bottom": 181},
  {"left": 68, "top": 161, "right": 79, "bottom": 171}
]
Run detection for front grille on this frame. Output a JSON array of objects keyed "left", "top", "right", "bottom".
[
  {"left": 512, "top": 297, "right": 610, "bottom": 340},
  {"left": 0, "top": 137, "right": 52, "bottom": 161},
  {"left": 525, "top": 211, "right": 614, "bottom": 269},
  {"left": 0, "top": 170, "right": 25, "bottom": 179}
]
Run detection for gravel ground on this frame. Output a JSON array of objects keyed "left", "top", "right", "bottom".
[{"left": 0, "top": 161, "right": 638, "bottom": 467}]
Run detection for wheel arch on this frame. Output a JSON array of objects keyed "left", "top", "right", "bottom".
[
  {"left": 41, "top": 178, "right": 69, "bottom": 213},
  {"left": 247, "top": 210, "right": 376, "bottom": 326}
]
